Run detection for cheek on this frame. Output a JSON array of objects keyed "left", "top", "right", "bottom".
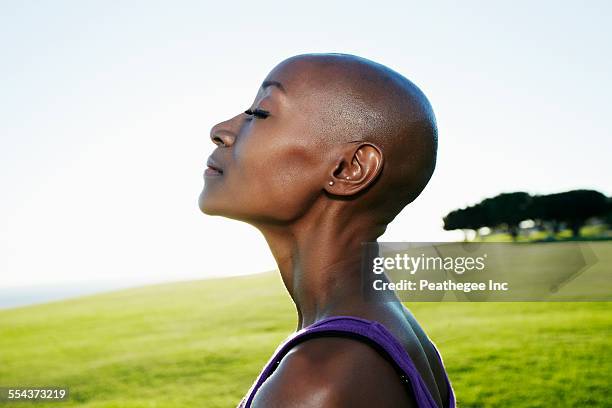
[{"left": 234, "top": 138, "right": 322, "bottom": 219}]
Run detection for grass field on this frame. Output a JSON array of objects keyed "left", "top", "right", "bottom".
[{"left": 1, "top": 244, "right": 611, "bottom": 407}]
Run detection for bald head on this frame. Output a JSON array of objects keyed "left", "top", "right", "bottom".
[
  {"left": 201, "top": 53, "right": 437, "bottom": 227},
  {"left": 268, "top": 53, "right": 437, "bottom": 223}
]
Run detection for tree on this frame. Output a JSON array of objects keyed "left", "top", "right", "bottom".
[
  {"left": 443, "top": 204, "right": 488, "bottom": 241},
  {"left": 606, "top": 197, "right": 612, "bottom": 228},
  {"left": 443, "top": 190, "right": 609, "bottom": 240},
  {"left": 529, "top": 190, "right": 608, "bottom": 237},
  {"left": 481, "top": 192, "right": 531, "bottom": 240},
  {"left": 528, "top": 194, "right": 565, "bottom": 236}
]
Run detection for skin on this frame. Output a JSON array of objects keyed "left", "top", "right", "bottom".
[{"left": 199, "top": 53, "right": 446, "bottom": 408}]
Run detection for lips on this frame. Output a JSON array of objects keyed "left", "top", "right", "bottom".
[{"left": 205, "top": 157, "right": 224, "bottom": 176}]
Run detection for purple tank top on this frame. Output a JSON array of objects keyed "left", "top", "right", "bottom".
[{"left": 237, "top": 315, "right": 456, "bottom": 408}]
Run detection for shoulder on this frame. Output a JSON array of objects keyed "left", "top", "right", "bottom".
[{"left": 251, "top": 336, "right": 417, "bottom": 408}]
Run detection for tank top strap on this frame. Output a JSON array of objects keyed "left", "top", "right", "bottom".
[{"left": 240, "top": 315, "right": 454, "bottom": 408}]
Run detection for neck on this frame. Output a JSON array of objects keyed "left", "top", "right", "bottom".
[{"left": 254, "top": 202, "right": 398, "bottom": 329}]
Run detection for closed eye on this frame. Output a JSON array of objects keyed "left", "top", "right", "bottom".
[{"left": 244, "top": 108, "right": 270, "bottom": 119}]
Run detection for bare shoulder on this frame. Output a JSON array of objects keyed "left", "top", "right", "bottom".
[{"left": 251, "top": 336, "right": 417, "bottom": 408}]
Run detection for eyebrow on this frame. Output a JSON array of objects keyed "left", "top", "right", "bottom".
[{"left": 262, "top": 80, "right": 286, "bottom": 93}]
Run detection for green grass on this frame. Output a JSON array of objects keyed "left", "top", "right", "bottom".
[{"left": 1, "top": 268, "right": 611, "bottom": 407}]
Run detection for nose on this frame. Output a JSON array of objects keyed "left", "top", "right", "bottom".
[{"left": 209, "top": 118, "right": 237, "bottom": 147}]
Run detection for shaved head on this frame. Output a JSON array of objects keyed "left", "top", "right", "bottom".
[{"left": 267, "top": 53, "right": 438, "bottom": 222}]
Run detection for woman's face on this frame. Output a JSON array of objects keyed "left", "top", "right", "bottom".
[{"left": 198, "top": 68, "right": 330, "bottom": 224}]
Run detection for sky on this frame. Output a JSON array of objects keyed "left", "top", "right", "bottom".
[{"left": 1, "top": 0, "right": 610, "bottom": 288}]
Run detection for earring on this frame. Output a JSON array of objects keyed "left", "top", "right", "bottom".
[
  {"left": 328, "top": 181, "right": 334, "bottom": 186},
  {"left": 345, "top": 176, "right": 350, "bottom": 180}
]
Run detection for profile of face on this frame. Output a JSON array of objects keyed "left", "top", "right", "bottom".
[
  {"left": 199, "top": 54, "right": 438, "bottom": 227},
  {"left": 198, "top": 59, "right": 339, "bottom": 224}
]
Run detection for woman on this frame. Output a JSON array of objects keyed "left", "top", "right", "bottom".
[{"left": 199, "top": 53, "right": 455, "bottom": 408}]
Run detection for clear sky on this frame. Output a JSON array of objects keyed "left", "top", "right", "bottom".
[{"left": 1, "top": 1, "right": 610, "bottom": 288}]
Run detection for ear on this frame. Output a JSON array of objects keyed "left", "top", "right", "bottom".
[{"left": 324, "top": 142, "right": 384, "bottom": 196}]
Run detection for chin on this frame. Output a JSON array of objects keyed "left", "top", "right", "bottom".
[
  {"left": 199, "top": 203, "right": 225, "bottom": 216},
  {"left": 198, "top": 191, "right": 217, "bottom": 215},
  {"left": 198, "top": 192, "right": 234, "bottom": 217}
]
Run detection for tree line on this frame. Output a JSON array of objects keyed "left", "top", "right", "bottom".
[{"left": 443, "top": 189, "right": 612, "bottom": 240}]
